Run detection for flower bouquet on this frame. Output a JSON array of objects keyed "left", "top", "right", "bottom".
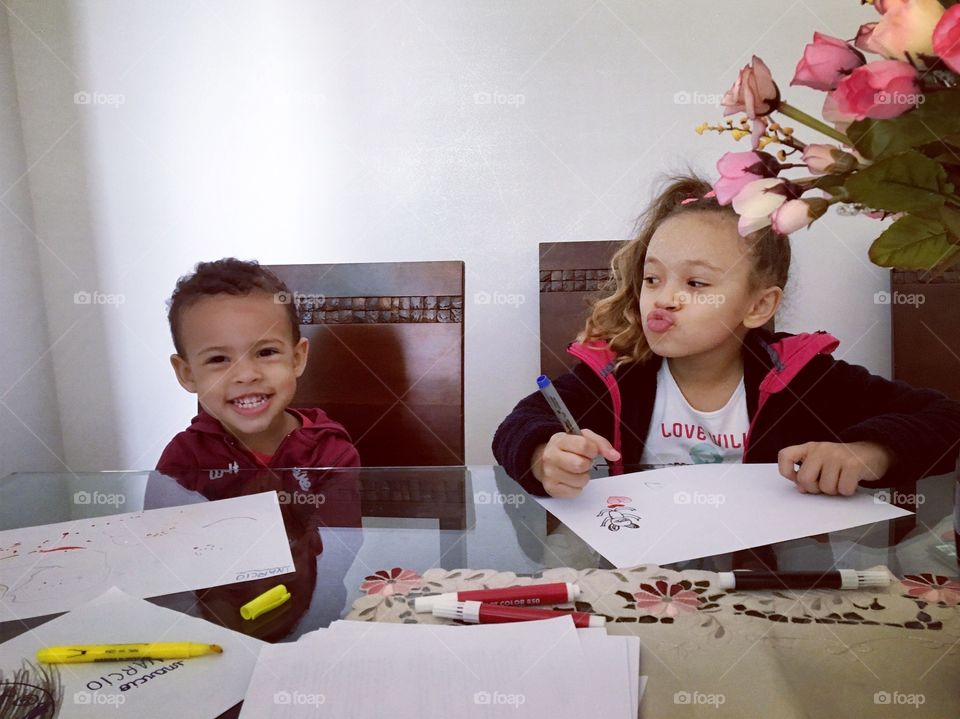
[{"left": 700, "top": 0, "right": 960, "bottom": 271}]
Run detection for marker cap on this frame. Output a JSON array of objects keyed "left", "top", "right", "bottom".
[
  {"left": 414, "top": 592, "right": 455, "bottom": 614},
  {"left": 240, "top": 584, "right": 291, "bottom": 620}
]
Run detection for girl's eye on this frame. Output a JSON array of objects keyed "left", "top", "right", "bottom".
[
  {"left": 642, "top": 276, "right": 658, "bottom": 285},
  {"left": 688, "top": 280, "right": 708, "bottom": 289}
]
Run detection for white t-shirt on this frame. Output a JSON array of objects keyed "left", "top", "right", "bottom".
[{"left": 640, "top": 361, "right": 749, "bottom": 465}]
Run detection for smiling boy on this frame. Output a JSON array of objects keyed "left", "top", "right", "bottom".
[{"left": 156, "top": 258, "right": 359, "bottom": 489}]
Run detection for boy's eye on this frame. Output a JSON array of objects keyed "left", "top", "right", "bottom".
[
  {"left": 206, "top": 355, "right": 228, "bottom": 365},
  {"left": 688, "top": 280, "right": 708, "bottom": 289},
  {"left": 258, "top": 347, "right": 280, "bottom": 357}
]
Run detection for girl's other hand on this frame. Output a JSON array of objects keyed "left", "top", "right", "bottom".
[
  {"left": 532, "top": 429, "right": 621, "bottom": 498},
  {"left": 777, "top": 441, "right": 894, "bottom": 495}
]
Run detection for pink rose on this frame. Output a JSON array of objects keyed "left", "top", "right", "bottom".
[
  {"left": 770, "top": 198, "right": 829, "bottom": 234},
  {"left": 870, "top": 0, "right": 944, "bottom": 61},
  {"left": 802, "top": 144, "right": 859, "bottom": 174},
  {"left": 933, "top": 6, "right": 960, "bottom": 74},
  {"left": 821, "top": 91, "right": 857, "bottom": 133},
  {"left": 791, "top": 33, "right": 865, "bottom": 91},
  {"left": 713, "top": 151, "right": 782, "bottom": 205},
  {"left": 732, "top": 178, "right": 792, "bottom": 236},
  {"left": 855, "top": 22, "right": 884, "bottom": 55},
  {"left": 722, "top": 56, "right": 780, "bottom": 119},
  {"left": 828, "top": 60, "right": 921, "bottom": 120}
]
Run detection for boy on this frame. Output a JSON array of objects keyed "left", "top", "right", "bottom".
[{"left": 156, "top": 258, "right": 360, "bottom": 492}]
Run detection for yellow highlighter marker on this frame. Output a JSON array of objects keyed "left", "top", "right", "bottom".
[
  {"left": 240, "top": 584, "right": 291, "bottom": 620},
  {"left": 37, "top": 642, "right": 223, "bottom": 664}
]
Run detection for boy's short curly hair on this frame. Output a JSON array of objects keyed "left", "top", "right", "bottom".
[{"left": 167, "top": 258, "right": 300, "bottom": 356}]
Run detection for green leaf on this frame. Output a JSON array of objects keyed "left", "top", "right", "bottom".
[
  {"left": 844, "top": 151, "right": 953, "bottom": 213},
  {"left": 939, "top": 206, "right": 960, "bottom": 239},
  {"left": 868, "top": 215, "right": 960, "bottom": 269},
  {"left": 847, "top": 91, "right": 960, "bottom": 160}
]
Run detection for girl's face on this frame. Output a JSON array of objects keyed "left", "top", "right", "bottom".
[{"left": 639, "top": 212, "right": 773, "bottom": 361}]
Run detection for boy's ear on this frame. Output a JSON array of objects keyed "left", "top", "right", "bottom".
[
  {"left": 743, "top": 286, "right": 783, "bottom": 329},
  {"left": 292, "top": 337, "right": 309, "bottom": 378},
  {"left": 170, "top": 354, "right": 198, "bottom": 393}
]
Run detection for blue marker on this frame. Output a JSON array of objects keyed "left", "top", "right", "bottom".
[{"left": 536, "top": 375, "right": 582, "bottom": 434}]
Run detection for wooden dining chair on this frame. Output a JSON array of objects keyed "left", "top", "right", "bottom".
[
  {"left": 267, "top": 261, "right": 465, "bottom": 467},
  {"left": 538, "top": 241, "right": 624, "bottom": 379}
]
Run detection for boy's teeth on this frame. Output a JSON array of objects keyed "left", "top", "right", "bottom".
[{"left": 234, "top": 395, "right": 267, "bottom": 407}]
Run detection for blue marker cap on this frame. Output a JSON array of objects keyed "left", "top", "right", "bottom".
[{"left": 536, "top": 375, "right": 550, "bottom": 390}]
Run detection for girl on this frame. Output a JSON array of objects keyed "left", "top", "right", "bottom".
[{"left": 493, "top": 175, "right": 960, "bottom": 499}]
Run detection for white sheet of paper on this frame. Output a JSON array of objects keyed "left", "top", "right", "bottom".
[
  {"left": 533, "top": 463, "right": 913, "bottom": 567},
  {"left": 0, "top": 491, "right": 294, "bottom": 620},
  {"left": 0, "top": 587, "right": 266, "bottom": 718},
  {"left": 241, "top": 617, "right": 635, "bottom": 718}
]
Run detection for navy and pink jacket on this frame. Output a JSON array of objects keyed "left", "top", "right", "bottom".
[{"left": 492, "top": 329, "right": 960, "bottom": 495}]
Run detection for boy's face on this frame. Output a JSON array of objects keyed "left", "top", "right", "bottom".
[{"left": 170, "top": 291, "right": 308, "bottom": 446}]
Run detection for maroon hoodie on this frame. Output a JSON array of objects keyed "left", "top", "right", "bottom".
[{"left": 156, "top": 407, "right": 360, "bottom": 493}]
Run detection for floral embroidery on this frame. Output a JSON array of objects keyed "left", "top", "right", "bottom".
[
  {"left": 360, "top": 568, "right": 422, "bottom": 596},
  {"left": 632, "top": 580, "right": 702, "bottom": 617},
  {"left": 901, "top": 574, "right": 960, "bottom": 608}
]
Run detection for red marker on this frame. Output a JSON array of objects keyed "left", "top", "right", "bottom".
[
  {"left": 413, "top": 582, "right": 579, "bottom": 613},
  {"left": 432, "top": 600, "right": 606, "bottom": 628}
]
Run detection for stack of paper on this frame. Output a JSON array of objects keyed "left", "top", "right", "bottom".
[{"left": 239, "top": 617, "right": 641, "bottom": 718}]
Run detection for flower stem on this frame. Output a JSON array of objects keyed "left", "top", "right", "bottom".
[{"left": 777, "top": 102, "right": 852, "bottom": 147}]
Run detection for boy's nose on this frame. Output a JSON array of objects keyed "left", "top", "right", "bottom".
[{"left": 231, "top": 355, "right": 262, "bottom": 381}]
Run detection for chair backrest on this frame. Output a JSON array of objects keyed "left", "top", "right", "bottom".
[
  {"left": 267, "top": 261, "right": 465, "bottom": 466},
  {"left": 538, "top": 241, "right": 775, "bottom": 379},
  {"left": 538, "top": 241, "right": 623, "bottom": 379}
]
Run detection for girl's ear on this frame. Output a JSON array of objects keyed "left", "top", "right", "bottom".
[
  {"left": 170, "top": 354, "right": 197, "bottom": 393},
  {"left": 743, "top": 286, "right": 782, "bottom": 329}
]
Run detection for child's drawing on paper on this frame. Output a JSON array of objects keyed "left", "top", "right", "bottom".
[
  {"left": 0, "top": 492, "right": 293, "bottom": 621},
  {"left": 597, "top": 496, "right": 641, "bottom": 532}
]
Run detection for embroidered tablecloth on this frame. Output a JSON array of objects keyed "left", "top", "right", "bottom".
[{"left": 347, "top": 565, "right": 960, "bottom": 718}]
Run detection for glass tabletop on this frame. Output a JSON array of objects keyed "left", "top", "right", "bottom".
[{"left": 1, "top": 464, "right": 956, "bottom": 649}]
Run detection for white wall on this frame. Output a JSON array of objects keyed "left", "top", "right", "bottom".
[
  {"left": 0, "top": 4, "right": 64, "bottom": 478},
  {"left": 5, "top": 0, "right": 893, "bottom": 470}
]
